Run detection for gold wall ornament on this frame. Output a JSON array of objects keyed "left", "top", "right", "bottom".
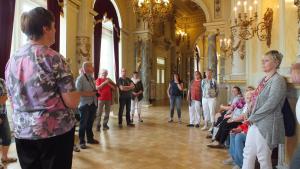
[
  {"left": 132, "top": 0, "right": 173, "bottom": 27},
  {"left": 219, "top": 36, "right": 246, "bottom": 59},
  {"left": 295, "top": 0, "right": 300, "bottom": 42},
  {"left": 76, "top": 36, "right": 91, "bottom": 65},
  {"left": 231, "top": 0, "right": 273, "bottom": 48}
]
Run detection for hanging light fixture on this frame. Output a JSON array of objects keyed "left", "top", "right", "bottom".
[{"left": 132, "top": 0, "right": 173, "bottom": 27}]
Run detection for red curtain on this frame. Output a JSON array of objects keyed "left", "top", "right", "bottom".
[
  {"left": 0, "top": 0, "right": 15, "bottom": 79},
  {"left": 47, "top": 0, "right": 64, "bottom": 52},
  {"left": 94, "top": 0, "right": 120, "bottom": 79}
]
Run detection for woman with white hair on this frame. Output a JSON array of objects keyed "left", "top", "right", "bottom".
[{"left": 242, "top": 50, "right": 286, "bottom": 169}]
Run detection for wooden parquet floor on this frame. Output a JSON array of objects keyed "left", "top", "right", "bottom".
[{"left": 6, "top": 101, "right": 232, "bottom": 169}]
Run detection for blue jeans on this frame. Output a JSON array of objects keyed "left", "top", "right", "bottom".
[
  {"left": 79, "top": 104, "right": 97, "bottom": 144},
  {"left": 170, "top": 96, "right": 182, "bottom": 119},
  {"left": 229, "top": 133, "right": 246, "bottom": 168},
  {"left": 0, "top": 115, "right": 11, "bottom": 146}
]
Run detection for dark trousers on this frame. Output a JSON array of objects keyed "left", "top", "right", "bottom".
[
  {"left": 79, "top": 104, "right": 97, "bottom": 144},
  {"left": 15, "top": 128, "right": 75, "bottom": 169},
  {"left": 214, "top": 111, "right": 227, "bottom": 126},
  {"left": 215, "top": 119, "right": 241, "bottom": 144},
  {"left": 0, "top": 115, "right": 11, "bottom": 146},
  {"left": 118, "top": 97, "right": 131, "bottom": 125}
]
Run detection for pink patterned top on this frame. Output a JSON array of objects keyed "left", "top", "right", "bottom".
[{"left": 5, "top": 43, "right": 76, "bottom": 140}]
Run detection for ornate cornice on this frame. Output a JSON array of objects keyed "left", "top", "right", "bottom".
[{"left": 223, "top": 80, "right": 247, "bottom": 84}]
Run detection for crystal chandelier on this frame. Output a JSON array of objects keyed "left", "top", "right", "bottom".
[
  {"left": 132, "top": 0, "right": 173, "bottom": 26},
  {"left": 231, "top": 0, "right": 273, "bottom": 47}
]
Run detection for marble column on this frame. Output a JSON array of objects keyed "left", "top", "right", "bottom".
[
  {"left": 140, "top": 39, "right": 151, "bottom": 105},
  {"left": 76, "top": 0, "right": 94, "bottom": 69},
  {"left": 207, "top": 34, "right": 218, "bottom": 79},
  {"left": 65, "top": 0, "right": 80, "bottom": 76}
]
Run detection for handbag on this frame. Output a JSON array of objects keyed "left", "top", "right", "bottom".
[{"left": 282, "top": 98, "right": 296, "bottom": 137}]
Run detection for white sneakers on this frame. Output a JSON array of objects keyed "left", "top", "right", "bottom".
[
  {"left": 201, "top": 125, "right": 208, "bottom": 130},
  {"left": 223, "top": 157, "right": 234, "bottom": 165}
]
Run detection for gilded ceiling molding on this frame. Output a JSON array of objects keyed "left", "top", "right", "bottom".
[{"left": 190, "top": 0, "right": 211, "bottom": 22}]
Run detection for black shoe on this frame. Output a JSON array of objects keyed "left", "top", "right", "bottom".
[
  {"left": 87, "top": 139, "right": 99, "bottom": 144},
  {"left": 127, "top": 123, "right": 135, "bottom": 127},
  {"left": 206, "top": 134, "right": 213, "bottom": 139},
  {"left": 80, "top": 144, "right": 87, "bottom": 149},
  {"left": 103, "top": 125, "right": 109, "bottom": 130},
  {"left": 168, "top": 119, "right": 173, "bottom": 123},
  {"left": 187, "top": 124, "right": 194, "bottom": 127},
  {"left": 73, "top": 145, "right": 80, "bottom": 152},
  {"left": 195, "top": 124, "right": 200, "bottom": 128},
  {"left": 96, "top": 125, "right": 100, "bottom": 132},
  {"left": 139, "top": 119, "right": 143, "bottom": 123}
]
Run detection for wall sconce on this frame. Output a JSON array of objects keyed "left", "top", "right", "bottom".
[
  {"left": 176, "top": 29, "right": 188, "bottom": 45},
  {"left": 219, "top": 35, "right": 246, "bottom": 60},
  {"left": 220, "top": 37, "right": 232, "bottom": 57},
  {"left": 231, "top": 0, "right": 273, "bottom": 48}
]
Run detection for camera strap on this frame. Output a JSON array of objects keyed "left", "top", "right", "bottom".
[{"left": 84, "top": 74, "right": 96, "bottom": 90}]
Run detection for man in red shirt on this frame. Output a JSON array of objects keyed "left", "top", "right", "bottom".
[
  {"left": 187, "top": 71, "right": 203, "bottom": 128},
  {"left": 95, "top": 69, "right": 116, "bottom": 131}
]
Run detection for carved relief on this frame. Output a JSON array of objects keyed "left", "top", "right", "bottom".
[
  {"left": 214, "top": 0, "right": 221, "bottom": 19},
  {"left": 76, "top": 36, "right": 91, "bottom": 66}
]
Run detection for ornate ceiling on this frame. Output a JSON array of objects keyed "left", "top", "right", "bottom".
[{"left": 174, "top": 0, "right": 207, "bottom": 47}]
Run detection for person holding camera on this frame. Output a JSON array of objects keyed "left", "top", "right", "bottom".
[
  {"left": 95, "top": 69, "right": 116, "bottom": 131},
  {"left": 76, "top": 62, "right": 99, "bottom": 149}
]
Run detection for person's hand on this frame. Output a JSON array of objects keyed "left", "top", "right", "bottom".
[
  {"left": 224, "top": 114, "right": 231, "bottom": 119},
  {"left": 107, "top": 78, "right": 113, "bottom": 83},
  {"left": 231, "top": 128, "right": 242, "bottom": 134},
  {"left": 228, "top": 118, "right": 236, "bottom": 123}
]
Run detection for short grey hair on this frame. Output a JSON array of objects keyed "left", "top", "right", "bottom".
[
  {"left": 82, "top": 62, "right": 92, "bottom": 71},
  {"left": 265, "top": 50, "right": 283, "bottom": 69}
]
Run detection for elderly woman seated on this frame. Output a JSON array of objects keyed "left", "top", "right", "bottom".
[
  {"left": 207, "top": 86, "right": 254, "bottom": 139},
  {"left": 221, "top": 91, "right": 254, "bottom": 168},
  {"left": 213, "top": 86, "right": 244, "bottom": 127},
  {"left": 207, "top": 88, "right": 254, "bottom": 149}
]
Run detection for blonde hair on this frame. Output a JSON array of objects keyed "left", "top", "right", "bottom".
[{"left": 265, "top": 50, "right": 283, "bottom": 69}]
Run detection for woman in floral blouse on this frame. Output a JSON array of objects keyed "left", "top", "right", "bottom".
[{"left": 5, "top": 7, "right": 80, "bottom": 169}]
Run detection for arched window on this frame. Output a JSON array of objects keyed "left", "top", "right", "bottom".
[{"left": 94, "top": 0, "right": 121, "bottom": 79}]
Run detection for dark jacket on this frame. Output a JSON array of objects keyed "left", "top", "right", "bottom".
[{"left": 132, "top": 79, "right": 143, "bottom": 101}]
